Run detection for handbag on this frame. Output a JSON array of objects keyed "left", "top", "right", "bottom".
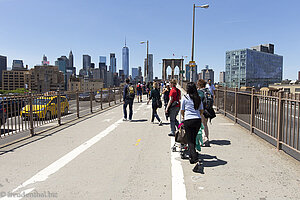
[
  {"left": 175, "top": 123, "right": 188, "bottom": 144},
  {"left": 156, "top": 98, "right": 162, "bottom": 108}
]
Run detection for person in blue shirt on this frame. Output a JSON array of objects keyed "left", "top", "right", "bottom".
[{"left": 181, "top": 82, "right": 204, "bottom": 164}]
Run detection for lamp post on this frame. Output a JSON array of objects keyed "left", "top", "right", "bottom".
[
  {"left": 181, "top": 56, "right": 188, "bottom": 87},
  {"left": 190, "top": 4, "right": 209, "bottom": 82},
  {"left": 140, "top": 40, "right": 149, "bottom": 83}
]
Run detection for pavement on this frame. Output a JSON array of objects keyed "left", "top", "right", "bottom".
[{"left": 0, "top": 95, "right": 299, "bottom": 200}]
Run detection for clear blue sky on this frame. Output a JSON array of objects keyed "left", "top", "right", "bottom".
[{"left": 0, "top": 0, "right": 299, "bottom": 81}]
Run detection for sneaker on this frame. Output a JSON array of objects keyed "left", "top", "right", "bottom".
[
  {"left": 129, "top": 119, "right": 132, "bottom": 122},
  {"left": 123, "top": 118, "right": 127, "bottom": 121},
  {"left": 203, "top": 140, "right": 210, "bottom": 147},
  {"left": 159, "top": 121, "right": 163, "bottom": 126},
  {"left": 168, "top": 132, "right": 175, "bottom": 137}
]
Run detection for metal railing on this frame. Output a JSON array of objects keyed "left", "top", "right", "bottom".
[
  {"left": 215, "top": 87, "right": 300, "bottom": 161},
  {"left": 0, "top": 86, "right": 123, "bottom": 140}
]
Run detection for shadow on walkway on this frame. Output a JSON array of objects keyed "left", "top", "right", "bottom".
[
  {"left": 130, "top": 119, "right": 148, "bottom": 122},
  {"left": 199, "top": 154, "right": 228, "bottom": 168},
  {"left": 209, "top": 140, "right": 231, "bottom": 146}
]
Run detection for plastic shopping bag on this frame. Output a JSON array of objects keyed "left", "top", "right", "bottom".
[{"left": 196, "top": 124, "right": 204, "bottom": 151}]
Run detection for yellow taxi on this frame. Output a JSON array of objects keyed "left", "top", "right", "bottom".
[{"left": 21, "top": 96, "right": 69, "bottom": 120}]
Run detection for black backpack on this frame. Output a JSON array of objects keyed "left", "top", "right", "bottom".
[{"left": 201, "top": 88, "right": 216, "bottom": 121}]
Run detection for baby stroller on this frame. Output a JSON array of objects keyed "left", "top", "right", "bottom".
[
  {"left": 171, "top": 123, "right": 189, "bottom": 159},
  {"left": 172, "top": 123, "right": 205, "bottom": 159}
]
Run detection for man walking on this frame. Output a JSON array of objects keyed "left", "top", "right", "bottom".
[
  {"left": 136, "top": 81, "right": 143, "bottom": 103},
  {"left": 123, "top": 79, "right": 135, "bottom": 121},
  {"left": 165, "top": 79, "right": 181, "bottom": 136},
  {"left": 206, "top": 79, "right": 216, "bottom": 96}
]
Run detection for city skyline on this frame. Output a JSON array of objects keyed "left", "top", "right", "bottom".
[{"left": 1, "top": 0, "right": 300, "bottom": 81}]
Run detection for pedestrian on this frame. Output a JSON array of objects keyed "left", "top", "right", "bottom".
[
  {"left": 206, "top": 79, "right": 216, "bottom": 96},
  {"left": 165, "top": 79, "right": 181, "bottom": 136},
  {"left": 146, "top": 82, "right": 150, "bottom": 99},
  {"left": 181, "top": 82, "right": 204, "bottom": 164},
  {"left": 162, "top": 83, "right": 171, "bottom": 120},
  {"left": 123, "top": 78, "right": 135, "bottom": 121},
  {"left": 136, "top": 81, "right": 143, "bottom": 103},
  {"left": 198, "top": 79, "right": 212, "bottom": 146},
  {"left": 147, "top": 82, "right": 163, "bottom": 126}
]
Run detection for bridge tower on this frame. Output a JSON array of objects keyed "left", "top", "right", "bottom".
[{"left": 162, "top": 59, "right": 184, "bottom": 81}]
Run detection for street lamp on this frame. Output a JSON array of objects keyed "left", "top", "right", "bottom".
[
  {"left": 181, "top": 56, "right": 188, "bottom": 87},
  {"left": 140, "top": 40, "right": 149, "bottom": 83},
  {"left": 190, "top": 4, "right": 209, "bottom": 82}
]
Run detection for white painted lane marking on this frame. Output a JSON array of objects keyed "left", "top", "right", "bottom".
[
  {"left": 102, "top": 119, "right": 112, "bottom": 122},
  {"left": 171, "top": 137, "right": 187, "bottom": 200},
  {"left": 0, "top": 118, "right": 124, "bottom": 200}
]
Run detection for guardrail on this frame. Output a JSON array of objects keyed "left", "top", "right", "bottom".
[
  {"left": 0, "top": 86, "right": 123, "bottom": 139},
  {"left": 215, "top": 87, "right": 300, "bottom": 161}
]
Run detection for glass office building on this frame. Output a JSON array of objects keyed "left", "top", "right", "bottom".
[
  {"left": 225, "top": 44, "right": 283, "bottom": 88},
  {"left": 122, "top": 47, "right": 129, "bottom": 76}
]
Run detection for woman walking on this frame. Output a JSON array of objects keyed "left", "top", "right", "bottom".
[
  {"left": 147, "top": 82, "right": 163, "bottom": 126},
  {"left": 181, "top": 82, "right": 203, "bottom": 164},
  {"left": 162, "top": 83, "right": 171, "bottom": 120},
  {"left": 197, "top": 79, "right": 210, "bottom": 146}
]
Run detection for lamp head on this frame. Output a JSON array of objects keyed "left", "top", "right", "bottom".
[{"left": 200, "top": 4, "right": 209, "bottom": 8}]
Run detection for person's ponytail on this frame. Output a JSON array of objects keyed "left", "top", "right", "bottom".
[{"left": 186, "top": 82, "right": 201, "bottom": 110}]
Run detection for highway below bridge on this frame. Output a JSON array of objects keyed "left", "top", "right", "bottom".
[{"left": 0, "top": 94, "right": 300, "bottom": 199}]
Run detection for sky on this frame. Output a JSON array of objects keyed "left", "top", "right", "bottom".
[{"left": 0, "top": 0, "right": 300, "bottom": 82}]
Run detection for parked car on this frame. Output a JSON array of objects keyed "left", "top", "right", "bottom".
[
  {"left": 79, "top": 92, "right": 91, "bottom": 101},
  {"left": 21, "top": 96, "right": 69, "bottom": 120},
  {"left": 95, "top": 90, "right": 114, "bottom": 102}
]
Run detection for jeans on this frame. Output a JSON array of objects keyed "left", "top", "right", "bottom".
[
  {"left": 123, "top": 99, "right": 133, "bottom": 120},
  {"left": 151, "top": 106, "right": 161, "bottom": 122},
  {"left": 184, "top": 118, "right": 202, "bottom": 162},
  {"left": 169, "top": 106, "right": 180, "bottom": 134}
]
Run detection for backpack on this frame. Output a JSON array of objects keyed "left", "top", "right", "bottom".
[
  {"left": 201, "top": 88, "right": 213, "bottom": 110},
  {"left": 127, "top": 85, "right": 135, "bottom": 99},
  {"left": 201, "top": 88, "right": 216, "bottom": 121},
  {"left": 137, "top": 84, "right": 142, "bottom": 91}
]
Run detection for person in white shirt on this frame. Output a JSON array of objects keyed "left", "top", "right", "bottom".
[
  {"left": 206, "top": 79, "right": 216, "bottom": 96},
  {"left": 181, "top": 82, "right": 204, "bottom": 164}
]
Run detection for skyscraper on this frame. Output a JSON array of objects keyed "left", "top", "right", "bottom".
[
  {"left": 201, "top": 65, "right": 214, "bottom": 83},
  {"left": 185, "top": 64, "right": 190, "bottom": 81},
  {"left": 219, "top": 71, "right": 226, "bottom": 83},
  {"left": 83, "top": 55, "right": 91, "bottom": 71},
  {"left": 0, "top": 55, "right": 7, "bottom": 86},
  {"left": 12, "top": 60, "right": 25, "bottom": 70},
  {"left": 99, "top": 56, "right": 107, "bottom": 87},
  {"left": 69, "top": 51, "right": 75, "bottom": 74},
  {"left": 225, "top": 44, "right": 283, "bottom": 88},
  {"left": 110, "top": 53, "right": 116, "bottom": 73},
  {"left": 55, "top": 56, "right": 69, "bottom": 73},
  {"left": 144, "top": 54, "right": 153, "bottom": 82},
  {"left": 122, "top": 41, "right": 129, "bottom": 77},
  {"left": 132, "top": 68, "right": 138, "bottom": 80},
  {"left": 99, "top": 56, "right": 106, "bottom": 65},
  {"left": 55, "top": 56, "right": 70, "bottom": 90},
  {"left": 42, "top": 55, "right": 49, "bottom": 66}
]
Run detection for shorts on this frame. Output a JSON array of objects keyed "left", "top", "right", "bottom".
[{"left": 137, "top": 90, "right": 142, "bottom": 96}]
